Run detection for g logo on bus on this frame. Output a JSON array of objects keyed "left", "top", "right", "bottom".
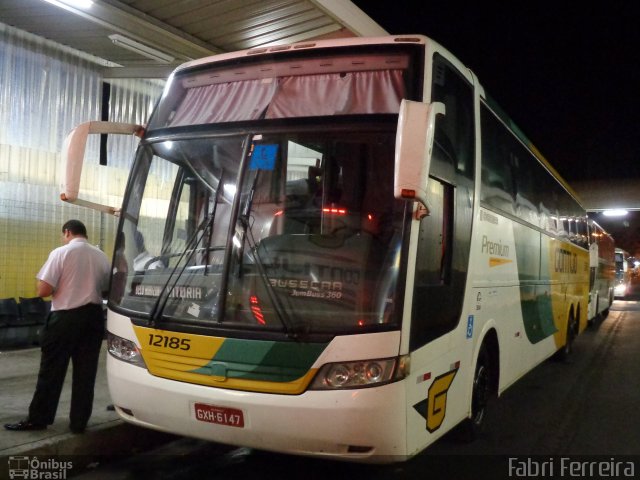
[{"left": 413, "top": 367, "right": 458, "bottom": 433}]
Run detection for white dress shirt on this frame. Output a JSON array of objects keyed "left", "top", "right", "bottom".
[{"left": 37, "top": 238, "right": 110, "bottom": 311}]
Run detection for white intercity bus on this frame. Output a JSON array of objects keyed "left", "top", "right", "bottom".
[
  {"left": 587, "top": 220, "right": 615, "bottom": 322},
  {"left": 614, "top": 247, "right": 631, "bottom": 298},
  {"left": 62, "top": 35, "right": 591, "bottom": 462}
]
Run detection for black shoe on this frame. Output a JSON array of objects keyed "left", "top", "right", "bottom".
[
  {"left": 4, "top": 419, "right": 47, "bottom": 431},
  {"left": 70, "top": 426, "right": 85, "bottom": 434}
]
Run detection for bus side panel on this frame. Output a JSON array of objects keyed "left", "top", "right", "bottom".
[
  {"left": 405, "top": 206, "right": 522, "bottom": 456},
  {"left": 404, "top": 330, "right": 472, "bottom": 456},
  {"left": 470, "top": 209, "right": 533, "bottom": 389},
  {"left": 540, "top": 237, "right": 590, "bottom": 343}
]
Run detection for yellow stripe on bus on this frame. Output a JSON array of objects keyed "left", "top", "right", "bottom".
[
  {"left": 132, "top": 325, "right": 322, "bottom": 394},
  {"left": 489, "top": 257, "right": 513, "bottom": 267}
]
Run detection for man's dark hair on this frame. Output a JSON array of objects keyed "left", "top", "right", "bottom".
[{"left": 62, "top": 219, "right": 88, "bottom": 237}]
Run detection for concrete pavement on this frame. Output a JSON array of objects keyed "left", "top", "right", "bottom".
[{"left": 0, "top": 342, "right": 176, "bottom": 460}]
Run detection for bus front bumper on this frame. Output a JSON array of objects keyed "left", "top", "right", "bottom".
[{"left": 106, "top": 355, "right": 408, "bottom": 463}]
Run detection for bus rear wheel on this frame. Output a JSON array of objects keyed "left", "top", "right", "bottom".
[{"left": 554, "top": 312, "right": 576, "bottom": 361}]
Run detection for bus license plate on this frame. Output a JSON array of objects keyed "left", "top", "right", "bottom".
[{"left": 194, "top": 403, "right": 244, "bottom": 428}]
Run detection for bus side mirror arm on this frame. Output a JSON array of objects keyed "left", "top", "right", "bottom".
[
  {"left": 60, "top": 121, "right": 144, "bottom": 215},
  {"left": 394, "top": 100, "right": 446, "bottom": 219}
]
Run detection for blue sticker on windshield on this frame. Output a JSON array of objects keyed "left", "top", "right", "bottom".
[{"left": 250, "top": 144, "right": 278, "bottom": 170}]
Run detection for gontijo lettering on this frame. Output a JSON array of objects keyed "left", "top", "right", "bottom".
[{"left": 555, "top": 248, "right": 578, "bottom": 274}]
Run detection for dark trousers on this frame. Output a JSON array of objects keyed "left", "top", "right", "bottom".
[{"left": 28, "top": 303, "right": 104, "bottom": 430}]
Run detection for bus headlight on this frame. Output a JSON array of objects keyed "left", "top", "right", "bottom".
[
  {"left": 107, "top": 332, "right": 146, "bottom": 368},
  {"left": 309, "top": 356, "right": 409, "bottom": 390},
  {"left": 614, "top": 283, "right": 627, "bottom": 296}
]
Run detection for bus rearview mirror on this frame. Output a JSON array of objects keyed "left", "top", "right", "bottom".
[
  {"left": 60, "top": 121, "right": 143, "bottom": 215},
  {"left": 394, "top": 100, "right": 445, "bottom": 215}
]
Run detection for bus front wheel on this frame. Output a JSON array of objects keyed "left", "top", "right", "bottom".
[{"left": 457, "top": 343, "right": 493, "bottom": 442}]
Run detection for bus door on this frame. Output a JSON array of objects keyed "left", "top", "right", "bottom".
[{"left": 404, "top": 52, "right": 476, "bottom": 454}]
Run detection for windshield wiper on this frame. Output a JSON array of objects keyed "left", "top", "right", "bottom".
[
  {"left": 237, "top": 169, "right": 301, "bottom": 337},
  {"left": 148, "top": 173, "right": 224, "bottom": 327},
  {"left": 234, "top": 169, "right": 259, "bottom": 265},
  {"left": 147, "top": 213, "right": 214, "bottom": 326},
  {"left": 243, "top": 222, "right": 303, "bottom": 339}
]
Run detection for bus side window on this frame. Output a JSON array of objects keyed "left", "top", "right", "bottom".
[
  {"left": 431, "top": 54, "right": 474, "bottom": 180},
  {"left": 480, "top": 106, "right": 515, "bottom": 214}
]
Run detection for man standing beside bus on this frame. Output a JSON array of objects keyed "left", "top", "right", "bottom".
[{"left": 4, "top": 219, "right": 110, "bottom": 433}]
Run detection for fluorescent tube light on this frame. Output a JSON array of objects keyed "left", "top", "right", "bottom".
[
  {"left": 602, "top": 209, "right": 629, "bottom": 217},
  {"left": 108, "top": 34, "right": 174, "bottom": 64},
  {"left": 42, "top": 0, "right": 93, "bottom": 9}
]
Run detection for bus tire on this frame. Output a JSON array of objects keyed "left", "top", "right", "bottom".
[
  {"left": 457, "top": 342, "right": 494, "bottom": 442},
  {"left": 588, "top": 297, "right": 599, "bottom": 328},
  {"left": 554, "top": 311, "right": 576, "bottom": 362}
]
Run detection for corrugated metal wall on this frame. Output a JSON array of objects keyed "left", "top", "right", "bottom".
[{"left": 0, "top": 22, "right": 164, "bottom": 300}]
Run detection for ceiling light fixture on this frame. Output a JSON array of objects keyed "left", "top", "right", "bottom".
[
  {"left": 108, "top": 34, "right": 175, "bottom": 64},
  {"left": 602, "top": 209, "right": 629, "bottom": 217},
  {"left": 42, "top": 0, "right": 94, "bottom": 9}
]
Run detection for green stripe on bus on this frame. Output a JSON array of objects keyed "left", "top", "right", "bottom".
[
  {"left": 520, "top": 288, "right": 557, "bottom": 343},
  {"left": 191, "top": 338, "right": 328, "bottom": 383}
]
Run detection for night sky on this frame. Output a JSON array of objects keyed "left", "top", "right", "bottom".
[{"left": 352, "top": 2, "right": 639, "bottom": 184}]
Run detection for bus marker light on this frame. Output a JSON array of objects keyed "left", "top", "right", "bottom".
[
  {"left": 250, "top": 295, "right": 266, "bottom": 325},
  {"left": 400, "top": 189, "right": 416, "bottom": 199},
  {"left": 322, "top": 207, "right": 347, "bottom": 215}
]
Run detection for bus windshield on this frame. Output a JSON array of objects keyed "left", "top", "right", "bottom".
[{"left": 109, "top": 125, "right": 407, "bottom": 336}]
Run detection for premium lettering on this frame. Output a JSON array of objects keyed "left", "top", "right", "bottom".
[{"left": 481, "top": 235, "right": 509, "bottom": 257}]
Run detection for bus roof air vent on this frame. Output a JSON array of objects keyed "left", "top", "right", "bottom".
[
  {"left": 394, "top": 37, "right": 422, "bottom": 43},
  {"left": 247, "top": 48, "right": 269, "bottom": 56}
]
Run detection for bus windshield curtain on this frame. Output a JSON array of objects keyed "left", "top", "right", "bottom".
[
  {"left": 265, "top": 70, "right": 404, "bottom": 118},
  {"left": 168, "top": 70, "right": 405, "bottom": 126},
  {"left": 169, "top": 79, "right": 278, "bottom": 125}
]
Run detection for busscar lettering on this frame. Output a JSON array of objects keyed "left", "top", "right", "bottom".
[
  {"left": 269, "top": 278, "right": 342, "bottom": 291},
  {"left": 266, "top": 257, "right": 361, "bottom": 286},
  {"left": 264, "top": 257, "right": 356, "bottom": 298},
  {"left": 481, "top": 235, "right": 509, "bottom": 257}
]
